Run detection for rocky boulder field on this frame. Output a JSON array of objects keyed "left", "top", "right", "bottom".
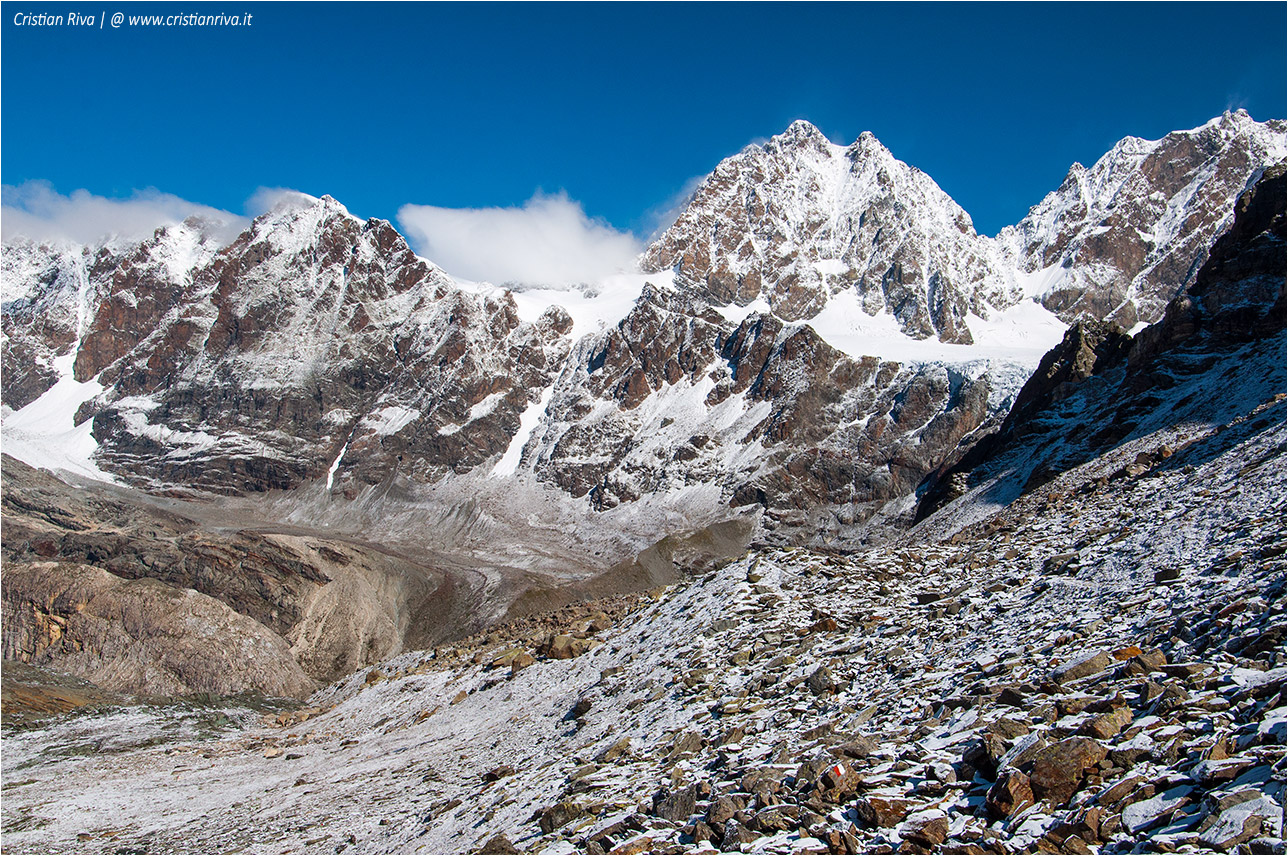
[{"left": 3, "top": 360, "right": 1283, "bottom": 854}]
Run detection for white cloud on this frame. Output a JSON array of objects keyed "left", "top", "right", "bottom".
[
  {"left": 245, "top": 186, "right": 320, "bottom": 217},
  {"left": 1, "top": 181, "right": 248, "bottom": 247},
  {"left": 397, "top": 192, "right": 642, "bottom": 288}
]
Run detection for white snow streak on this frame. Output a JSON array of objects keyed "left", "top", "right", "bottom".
[{"left": 491, "top": 384, "right": 555, "bottom": 478}]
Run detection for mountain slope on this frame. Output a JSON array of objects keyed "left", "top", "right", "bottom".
[
  {"left": 2, "top": 113, "right": 1282, "bottom": 547},
  {"left": 918, "top": 163, "right": 1286, "bottom": 525},
  {"left": 997, "top": 109, "right": 1287, "bottom": 329},
  {"left": 641, "top": 120, "right": 1011, "bottom": 343},
  {"left": 644, "top": 111, "right": 1284, "bottom": 343},
  {"left": 4, "top": 335, "right": 1282, "bottom": 854}
]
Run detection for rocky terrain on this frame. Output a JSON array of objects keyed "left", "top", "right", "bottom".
[
  {"left": 0, "top": 453, "right": 493, "bottom": 697},
  {"left": 995, "top": 110, "right": 1285, "bottom": 330},
  {"left": 2, "top": 325, "right": 1282, "bottom": 853},
  {"left": 2, "top": 161, "right": 1284, "bottom": 855}
]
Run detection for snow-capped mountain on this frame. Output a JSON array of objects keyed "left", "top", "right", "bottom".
[
  {"left": 1, "top": 113, "right": 1282, "bottom": 546},
  {"left": 642, "top": 121, "right": 1009, "bottom": 343},
  {"left": 1, "top": 129, "right": 1284, "bottom": 856},
  {"left": 5, "top": 196, "right": 573, "bottom": 494},
  {"left": 644, "top": 111, "right": 1284, "bottom": 341},
  {"left": 4, "top": 162, "right": 1284, "bottom": 848},
  {"left": 997, "top": 109, "right": 1287, "bottom": 329}
]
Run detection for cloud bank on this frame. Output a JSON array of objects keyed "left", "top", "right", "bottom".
[
  {"left": 1, "top": 181, "right": 248, "bottom": 247},
  {"left": 398, "top": 192, "right": 642, "bottom": 287}
]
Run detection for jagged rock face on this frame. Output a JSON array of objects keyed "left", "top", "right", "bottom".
[
  {"left": 73, "top": 220, "right": 227, "bottom": 383},
  {"left": 1001, "top": 320, "right": 1134, "bottom": 435},
  {"left": 2, "top": 114, "right": 1281, "bottom": 539},
  {"left": 526, "top": 286, "right": 998, "bottom": 535},
  {"left": 0, "top": 220, "right": 228, "bottom": 410},
  {"left": 1, "top": 241, "right": 92, "bottom": 409},
  {"left": 1131, "top": 162, "right": 1286, "bottom": 360},
  {"left": 997, "top": 110, "right": 1287, "bottom": 329},
  {"left": 642, "top": 121, "right": 1008, "bottom": 343},
  {"left": 917, "top": 166, "right": 1287, "bottom": 521},
  {"left": 646, "top": 113, "right": 1284, "bottom": 341},
  {"left": 66, "top": 198, "right": 571, "bottom": 494}
]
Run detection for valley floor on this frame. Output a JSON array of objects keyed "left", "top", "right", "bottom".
[{"left": 2, "top": 403, "right": 1285, "bottom": 855}]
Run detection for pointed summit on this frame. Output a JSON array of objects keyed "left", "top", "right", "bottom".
[
  {"left": 781, "top": 119, "right": 827, "bottom": 141},
  {"left": 642, "top": 119, "right": 997, "bottom": 342}
]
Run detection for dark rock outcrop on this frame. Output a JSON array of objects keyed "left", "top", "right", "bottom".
[{"left": 917, "top": 164, "right": 1287, "bottom": 522}]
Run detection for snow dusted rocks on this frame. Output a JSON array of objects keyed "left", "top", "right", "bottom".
[
  {"left": 2, "top": 195, "right": 572, "bottom": 495},
  {"left": 642, "top": 120, "right": 1006, "bottom": 342},
  {"left": 996, "top": 110, "right": 1287, "bottom": 329},
  {"left": 82, "top": 197, "right": 572, "bottom": 495},
  {"left": 646, "top": 112, "right": 1284, "bottom": 341},
  {"left": 3, "top": 367, "right": 1282, "bottom": 853},
  {"left": 523, "top": 283, "right": 1001, "bottom": 533},
  {"left": 918, "top": 164, "right": 1287, "bottom": 525},
  {"left": 2, "top": 114, "right": 1282, "bottom": 555}
]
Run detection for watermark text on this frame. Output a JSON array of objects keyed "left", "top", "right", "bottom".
[{"left": 12, "top": 10, "right": 253, "bottom": 29}]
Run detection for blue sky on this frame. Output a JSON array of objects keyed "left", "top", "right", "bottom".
[{"left": 3, "top": 2, "right": 1285, "bottom": 250}]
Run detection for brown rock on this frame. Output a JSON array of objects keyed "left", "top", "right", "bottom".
[
  {"left": 691, "top": 820, "right": 720, "bottom": 846},
  {"left": 832, "top": 737, "right": 878, "bottom": 760},
  {"left": 1051, "top": 651, "right": 1112, "bottom": 684},
  {"left": 750, "top": 806, "right": 799, "bottom": 833},
  {"left": 610, "top": 836, "right": 655, "bottom": 855},
  {"left": 856, "top": 795, "right": 915, "bottom": 828},
  {"left": 707, "top": 796, "right": 739, "bottom": 826},
  {"left": 538, "top": 801, "right": 583, "bottom": 834},
  {"left": 986, "top": 770, "right": 1035, "bottom": 819},
  {"left": 903, "top": 814, "right": 949, "bottom": 847},
  {"left": 807, "top": 665, "right": 840, "bottom": 695},
  {"left": 1030, "top": 738, "right": 1108, "bottom": 805},
  {"left": 476, "top": 833, "right": 519, "bottom": 854},
  {"left": 653, "top": 785, "right": 697, "bottom": 822},
  {"left": 596, "top": 737, "right": 633, "bottom": 763},
  {"left": 815, "top": 760, "right": 862, "bottom": 803},
  {"left": 1080, "top": 705, "right": 1133, "bottom": 740},
  {"left": 1097, "top": 774, "right": 1144, "bottom": 807},
  {"left": 720, "top": 819, "right": 759, "bottom": 851}
]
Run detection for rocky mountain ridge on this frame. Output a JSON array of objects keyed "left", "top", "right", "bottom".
[
  {"left": 1, "top": 122, "right": 1283, "bottom": 855},
  {"left": 4, "top": 115, "right": 1279, "bottom": 536},
  {"left": 917, "top": 163, "right": 1287, "bottom": 523},
  {"left": 646, "top": 111, "right": 1283, "bottom": 343}
]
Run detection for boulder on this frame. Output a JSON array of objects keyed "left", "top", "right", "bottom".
[
  {"left": 476, "top": 833, "right": 519, "bottom": 854},
  {"left": 1029, "top": 737, "right": 1108, "bottom": 805},
  {"left": 986, "top": 770, "right": 1035, "bottom": 819},
  {"left": 538, "top": 801, "right": 583, "bottom": 834},
  {"left": 653, "top": 785, "right": 697, "bottom": 822},
  {"left": 856, "top": 794, "right": 915, "bottom": 829},
  {"left": 807, "top": 665, "right": 841, "bottom": 695},
  {"left": 1051, "top": 651, "right": 1112, "bottom": 684},
  {"left": 720, "top": 819, "right": 759, "bottom": 852}
]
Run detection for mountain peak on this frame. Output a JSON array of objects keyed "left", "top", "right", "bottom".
[
  {"left": 782, "top": 118, "right": 826, "bottom": 139},
  {"left": 770, "top": 119, "right": 831, "bottom": 153}
]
